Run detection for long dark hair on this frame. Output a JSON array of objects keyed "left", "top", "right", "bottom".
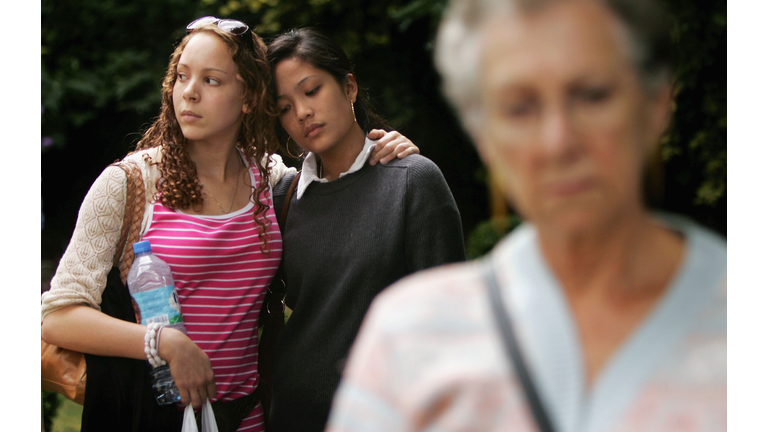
[{"left": 267, "top": 28, "right": 391, "bottom": 149}]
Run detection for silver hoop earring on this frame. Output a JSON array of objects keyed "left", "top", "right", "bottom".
[{"left": 285, "top": 136, "right": 306, "bottom": 159}]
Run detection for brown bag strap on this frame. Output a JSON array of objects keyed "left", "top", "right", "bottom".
[
  {"left": 110, "top": 160, "right": 147, "bottom": 285},
  {"left": 279, "top": 171, "right": 301, "bottom": 227},
  {"left": 270, "top": 170, "right": 301, "bottom": 301}
]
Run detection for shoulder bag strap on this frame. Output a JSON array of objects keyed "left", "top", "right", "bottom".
[
  {"left": 267, "top": 170, "right": 301, "bottom": 310},
  {"left": 111, "top": 160, "right": 147, "bottom": 284},
  {"left": 482, "top": 258, "right": 556, "bottom": 432},
  {"left": 279, "top": 171, "right": 301, "bottom": 227}
]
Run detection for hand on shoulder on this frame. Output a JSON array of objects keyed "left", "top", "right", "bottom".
[{"left": 367, "top": 129, "right": 420, "bottom": 165}]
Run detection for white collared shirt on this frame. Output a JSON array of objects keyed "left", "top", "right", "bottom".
[{"left": 296, "top": 137, "right": 377, "bottom": 199}]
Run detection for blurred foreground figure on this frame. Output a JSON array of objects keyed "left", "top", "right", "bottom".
[{"left": 326, "top": 0, "right": 726, "bottom": 431}]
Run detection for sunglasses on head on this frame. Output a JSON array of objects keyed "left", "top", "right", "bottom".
[
  {"left": 186, "top": 16, "right": 253, "bottom": 49},
  {"left": 187, "top": 16, "right": 248, "bottom": 35}
]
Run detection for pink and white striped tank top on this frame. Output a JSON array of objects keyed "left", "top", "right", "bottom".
[{"left": 142, "top": 159, "right": 281, "bottom": 432}]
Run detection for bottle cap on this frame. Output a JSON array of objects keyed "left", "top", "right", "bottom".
[{"left": 133, "top": 240, "right": 152, "bottom": 254}]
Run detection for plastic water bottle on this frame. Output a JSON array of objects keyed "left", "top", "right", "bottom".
[{"left": 127, "top": 240, "right": 185, "bottom": 405}]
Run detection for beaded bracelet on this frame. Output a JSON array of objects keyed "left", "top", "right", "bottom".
[{"left": 144, "top": 323, "right": 167, "bottom": 368}]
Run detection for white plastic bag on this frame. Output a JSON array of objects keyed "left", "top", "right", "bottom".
[
  {"left": 182, "top": 404, "right": 197, "bottom": 432},
  {"left": 181, "top": 399, "right": 219, "bottom": 432}
]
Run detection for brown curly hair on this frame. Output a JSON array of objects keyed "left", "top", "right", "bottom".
[{"left": 135, "top": 24, "right": 279, "bottom": 249}]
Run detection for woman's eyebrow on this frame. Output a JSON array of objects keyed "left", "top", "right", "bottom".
[
  {"left": 177, "top": 63, "right": 228, "bottom": 74},
  {"left": 295, "top": 75, "right": 317, "bottom": 87},
  {"left": 277, "top": 75, "right": 319, "bottom": 99}
]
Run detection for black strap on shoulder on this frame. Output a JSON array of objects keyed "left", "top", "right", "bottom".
[{"left": 482, "top": 258, "right": 556, "bottom": 432}]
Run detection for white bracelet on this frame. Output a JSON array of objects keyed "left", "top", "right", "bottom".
[{"left": 144, "top": 323, "right": 167, "bottom": 368}]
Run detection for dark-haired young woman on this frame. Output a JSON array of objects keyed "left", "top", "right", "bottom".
[
  {"left": 41, "top": 18, "right": 417, "bottom": 432},
  {"left": 266, "top": 28, "right": 466, "bottom": 432}
]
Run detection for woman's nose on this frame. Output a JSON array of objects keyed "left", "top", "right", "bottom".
[
  {"left": 540, "top": 105, "right": 577, "bottom": 155},
  {"left": 182, "top": 81, "right": 199, "bottom": 101},
  {"left": 295, "top": 100, "right": 313, "bottom": 121}
]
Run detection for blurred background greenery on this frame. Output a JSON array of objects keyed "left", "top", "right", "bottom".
[{"left": 41, "top": 0, "right": 725, "bottom": 425}]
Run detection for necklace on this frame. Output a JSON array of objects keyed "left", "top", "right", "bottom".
[{"left": 204, "top": 160, "right": 243, "bottom": 214}]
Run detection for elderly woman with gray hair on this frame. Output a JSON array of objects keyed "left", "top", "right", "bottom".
[{"left": 324, "top": 0, "right": 726, "bottom": 431}]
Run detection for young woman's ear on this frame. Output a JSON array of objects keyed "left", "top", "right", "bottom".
[{"left": 345, "top": 73, "right": 359, "bottom": 103}]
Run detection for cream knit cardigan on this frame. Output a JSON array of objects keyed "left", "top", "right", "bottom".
[{"left": 41, "top": 147, "right": 295, "bottom": 319}]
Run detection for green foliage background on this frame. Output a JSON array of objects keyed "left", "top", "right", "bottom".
[
  {"left": 662, "top": 0, "right": 726, "bottom": 233},
  {"left": 41, "top": 0, "right": 726, "bottom": 260}
]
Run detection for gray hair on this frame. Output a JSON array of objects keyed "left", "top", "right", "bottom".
[{"left": 434, "top": 0, "right": 675, "bottom": 134}]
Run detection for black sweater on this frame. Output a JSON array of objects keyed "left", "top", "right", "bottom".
[{"left": 269, "top": 155, "right": 465, "bottom": 431}]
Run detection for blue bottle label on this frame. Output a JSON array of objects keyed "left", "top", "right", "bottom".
[{"left": 132, "top": 285, "right": 183, "bottom": 326}]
